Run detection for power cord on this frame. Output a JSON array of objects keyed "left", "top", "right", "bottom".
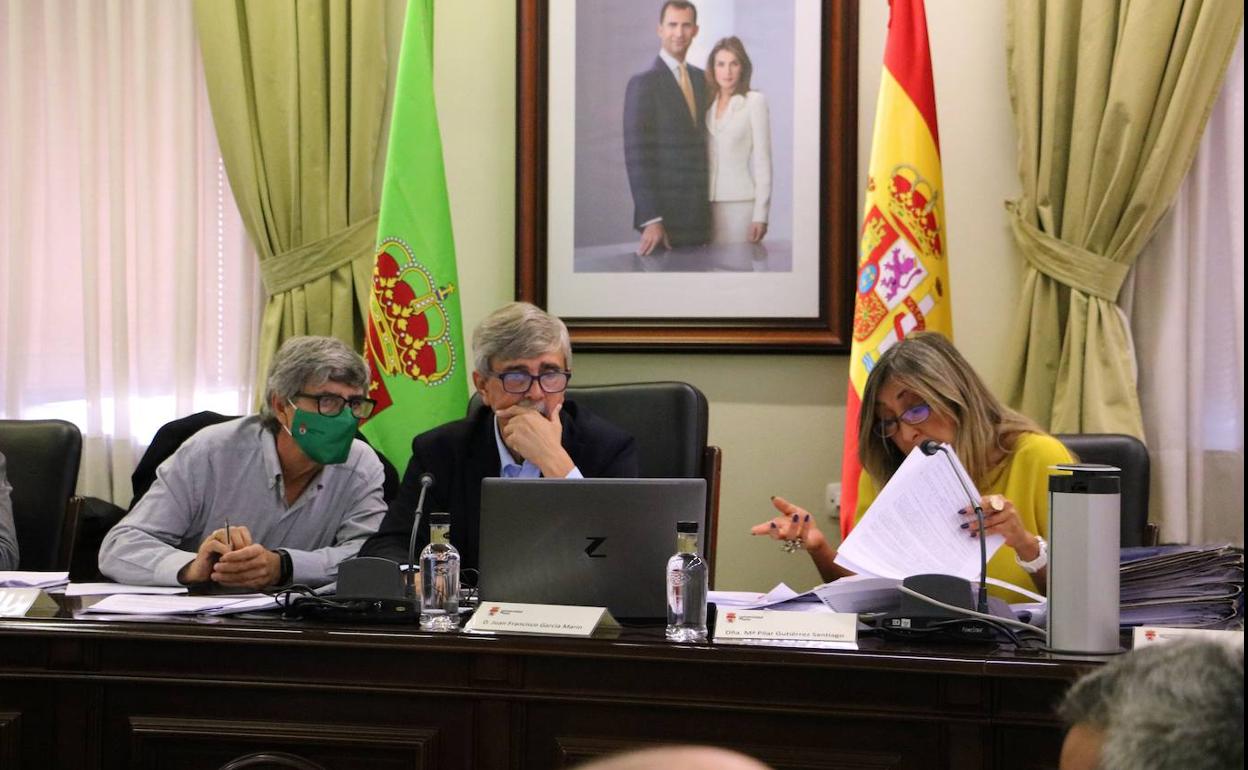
[
  {"left": 896, "top": 584, "right": 1046, "bottom": 635},
  {"left": 895, "top": 585, "right": 1127, "bottom": 656}
]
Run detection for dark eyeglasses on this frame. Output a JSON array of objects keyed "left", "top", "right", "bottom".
[
  {"left": 875, "top": 403, "right": 932, "bottom": 437},
  {"left": 488, "top": 369, "right": 572, "bottom": 395},
  {"left": 292, "top": 392, "right": 377, "bottom": 419}
]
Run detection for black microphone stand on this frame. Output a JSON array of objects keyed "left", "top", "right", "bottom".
[
  {"left": 405, "top": 472, "right": 436, "bottom": 591},
  {"left": 921, "top": 441, "right": 989, "bottom": 615}
]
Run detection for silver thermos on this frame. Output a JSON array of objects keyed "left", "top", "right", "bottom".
[{"left": 1048, "top": 465, "right": 1121, "bottom": 652}]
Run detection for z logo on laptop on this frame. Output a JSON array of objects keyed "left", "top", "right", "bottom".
[{"left": 584, "top": 537, "right": 608, "bottom": 558}]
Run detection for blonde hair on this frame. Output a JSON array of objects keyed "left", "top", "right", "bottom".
[{"left": 856, "top": 332, "right": 1044, "bottom": 486}]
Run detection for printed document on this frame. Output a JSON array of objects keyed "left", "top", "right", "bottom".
[{"left": 834, "top": 443, "right": 1004, "bottom": 581}]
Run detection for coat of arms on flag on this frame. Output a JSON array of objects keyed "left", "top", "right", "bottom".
[{"left": 840, "top": 0, "right": 952, "bottom": 538}]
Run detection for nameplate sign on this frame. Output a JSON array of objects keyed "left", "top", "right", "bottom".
[
  {"left": 714, "top": 610, "right": 858, "bottom": 649},
  {"left": 464, "top": 601, "right": 620, "bottom": 637},
  {"left": 1133, "top": 625, "right": 1245, "bottom": 648}
]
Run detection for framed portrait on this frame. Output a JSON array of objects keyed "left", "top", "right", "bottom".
[{"left": 516, "top": 0, "right": 857, "bottom": 351}]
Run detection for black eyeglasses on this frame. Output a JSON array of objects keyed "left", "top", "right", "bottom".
[
  {"left": 875, "top": 402, "right": 932, "bottom": 437},
  {"left": 488, "top": 369, "right": 572, "bottom": 395},
  {"left": 292, "top": 392, "right": 377, "bottom": 419}
]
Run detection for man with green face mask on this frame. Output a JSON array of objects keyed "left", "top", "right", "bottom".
[{"left": 99, "top": 337, "right": 387, "bottom": 589}]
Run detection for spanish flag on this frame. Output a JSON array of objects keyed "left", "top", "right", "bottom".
[
  {"left": 361, "top": 0, "right": 468, "bottom": 471},
  {"left": 840, "top": 0, "right": 951, "bottom": 538}
]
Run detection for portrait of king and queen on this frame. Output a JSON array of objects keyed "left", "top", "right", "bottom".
[{"left": 567, "top": 0, "right": 800, "bottom": 275}]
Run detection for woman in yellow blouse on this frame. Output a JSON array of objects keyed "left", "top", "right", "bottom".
[{"left": 752, "top": 332, "right": 1071, "bottom": 599}]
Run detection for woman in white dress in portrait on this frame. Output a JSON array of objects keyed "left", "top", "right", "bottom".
[{"left": 705, "top": 36, "right": 771, "bottom": 250}]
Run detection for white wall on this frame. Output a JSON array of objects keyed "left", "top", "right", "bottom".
[{"left": 432, "top": 0, "right": 1024, "bottom": 591}]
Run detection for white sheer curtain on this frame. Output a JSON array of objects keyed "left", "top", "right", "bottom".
[
  {"left": 0, "top": 0, "right": 263, "bottom": 505},
  {"left": 1122, "top": 33, "right": 1244, "bottom": 546}
]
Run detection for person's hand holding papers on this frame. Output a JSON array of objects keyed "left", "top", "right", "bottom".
[
  {"left": 746, "top": 333, "right": 1070, "bottom": 601},
  {"left": 963, "top": 494, "right": 1042, "bottom": 567}
]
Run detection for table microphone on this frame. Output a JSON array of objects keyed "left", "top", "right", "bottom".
[
  {"left": 330, "top": 472, "right": 437, "bottom": 614},
  {"left": 406, "top": 472, "right": 436, "bottom": 572},
  {"left": 919, "top": 440, "right": 989, "bottom": 615}
]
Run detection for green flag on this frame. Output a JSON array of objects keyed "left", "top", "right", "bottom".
[{"left": 362, "top": 0, "right": 466, "bottom": 471}]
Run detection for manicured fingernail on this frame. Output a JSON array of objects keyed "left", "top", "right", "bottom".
[
  {"left": 770, "top": 522, "right": 777, "bottom": 529},
  {"left": 970, "top": 532, "right": 978, "bottom": 538},
  {"left": 792, "top": 514, "right": 799, "bottom": 522},
  {"left": 770, "top": 495, "right": 776, "bottom": 500},
  {"left": 804, "top": 514, "right": 810, "bottom": 522},
  {"left": 960, "top": 522, "right": 969, "bottom": 529}
]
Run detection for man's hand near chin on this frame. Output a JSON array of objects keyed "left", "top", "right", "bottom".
[{"left": 497, "top": 402, "right": 575, "bottom": 478}]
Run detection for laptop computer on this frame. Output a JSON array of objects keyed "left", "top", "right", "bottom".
[{"left": 477, "top": 478, "right": 707, "bottom": 620}]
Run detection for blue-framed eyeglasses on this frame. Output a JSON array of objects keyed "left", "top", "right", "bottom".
[
  {"left": 875, "top": 402, "right": 932, "bottom": 437},
  {"left": 488, "top": 369, "right": 572, "bottom": 395}
]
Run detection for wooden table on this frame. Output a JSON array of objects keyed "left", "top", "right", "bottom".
[{"left": 0, "top": 598, "right": 1094, "bottom": 770}]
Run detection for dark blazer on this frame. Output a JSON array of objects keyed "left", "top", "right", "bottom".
[
  {"left": 358, "top": 401, "right": 638, "bottom": 571},
  {"left": 623, "top": 56, "right": 711, "bottom": 247}
]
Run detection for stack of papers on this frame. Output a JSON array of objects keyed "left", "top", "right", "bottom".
[
  {"left": 66, "top": 583, "right": 189, "bottom": 597},
  {"left": 78, "top": 593, "right": 280, "bottom": 616},
  {"left": 0, "top": 571, "right": 69, "bottom": 590},
  {"left": 710, "top": 576, "right": 906, "bottom": 614},
  {"left": 1119, "top": 545, "right": 1244, "bottom": 629},
  {"left": 710, "top": 583, "right": 827, "bottom": 612}
]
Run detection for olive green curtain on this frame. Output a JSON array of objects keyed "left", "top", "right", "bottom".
[
  {"left": 192, "top": 0, "right": 390, "bottom": 398},
  {"left": 1001, "top": 0, "right": 1242, "bottom": 436}
]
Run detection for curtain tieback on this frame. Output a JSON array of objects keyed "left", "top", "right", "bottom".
[
  {"left": 259, "top": 213, "right": 379, "bottom": 296},
  {"left": 1005, "top": 201, "right": 1128, "bottom": 302}
]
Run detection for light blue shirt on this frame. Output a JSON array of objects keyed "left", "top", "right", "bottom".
[
  {"left": 493, "top": 415, "right": 583, "bottom": 479},
  {"left": 99, "top": 416, "right": 385, "bottom": 587}
]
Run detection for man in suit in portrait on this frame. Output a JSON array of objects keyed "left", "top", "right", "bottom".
[
  {"left": 623, "top": 0, "right": 711, "bottom": 256},
  {"left": 359, "top": 302, "right": 638, "bottom": 570}
]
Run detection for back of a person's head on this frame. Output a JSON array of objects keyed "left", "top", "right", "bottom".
[
  {"left": 1060, "top": 639, "right": 1245, "bottom": 770},
  {"left": 574, "top": 745, "right": 771, "bottom": 770}
]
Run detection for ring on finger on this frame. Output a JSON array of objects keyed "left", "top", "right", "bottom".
[
  {"left": 988, "top": 495, "right": 1006, "bottom": 513},
  {"left": 781, "top": 537, "right": 805, "bottom": 553}
]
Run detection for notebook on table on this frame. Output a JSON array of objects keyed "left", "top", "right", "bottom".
[{"left": 477, "top": 478, "right": 707, "bottom": 621}]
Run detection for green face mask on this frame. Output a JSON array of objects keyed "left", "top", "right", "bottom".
[{"left": 285, "top": 404, "right": 357, "bottom": 465}]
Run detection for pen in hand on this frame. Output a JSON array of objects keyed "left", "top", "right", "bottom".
[{"left": 224, "top": 520, "right": 234, "bottom": 553}]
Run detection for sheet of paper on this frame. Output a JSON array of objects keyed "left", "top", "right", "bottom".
[
  {"left": 834, "top": 444, "right": 1004, "bottom": 581},
  {"left": 203, "top": 595, "right": 281, "bottom": 614},
  {"left": 813, "top": 575, "right": 902, "bottom": 613},
  {"left": 0, "top": 571, "right": 70, "bottom": 589},
  {"left": 81, "top": 593, "right": 275, "bottom": 615},
  {"left": 66, "top": 583, "right": 190, "bottom": 597},
  {"left": 709, "top": 583, "right": 801, "bottom": 609},
  {"left": 0, "top": 587, "right": 41, "bottom": 617}
]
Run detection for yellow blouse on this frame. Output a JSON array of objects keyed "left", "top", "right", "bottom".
[{"left": 854, "top": 432, "right": 1073, "bottom": 601}]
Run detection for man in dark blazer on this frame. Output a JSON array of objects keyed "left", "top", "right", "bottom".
[
  {"left": 623, "top": 0, "right": 711, "bottom": 256},
  {"left": 359, "top": 303, "right": 638, "bottom": 570}
]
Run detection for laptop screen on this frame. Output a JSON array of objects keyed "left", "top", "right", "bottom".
[{"left": 477, "top": 478, "right": 708, "bottom": 619}]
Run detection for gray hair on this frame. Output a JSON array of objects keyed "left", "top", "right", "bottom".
[
  {"left": 1059, "top": 639, "right": 1244, "bottom": 770},
  {"left": 260, "top": 335, "right": 369, "bottom": 430},
  {"left": 472, "top": 302, "right": 572, "bottom": 374}
]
